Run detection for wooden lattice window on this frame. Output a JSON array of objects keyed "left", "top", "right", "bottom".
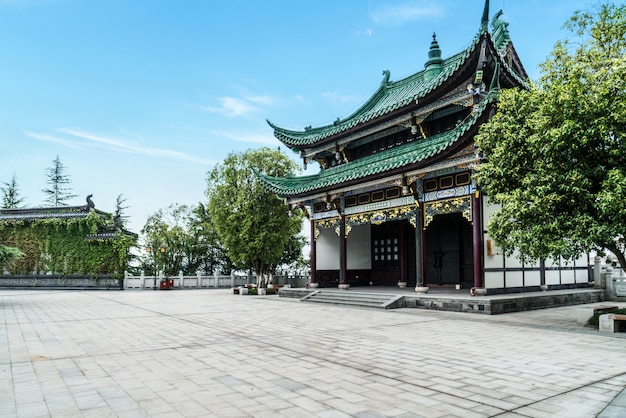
[{"left": 372, "top": 236, "right": 399, "bottom": 268}]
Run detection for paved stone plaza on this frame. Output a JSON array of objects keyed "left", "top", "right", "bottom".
[{"left": 1, "top": 289, "right": 625, "bottom": 417}]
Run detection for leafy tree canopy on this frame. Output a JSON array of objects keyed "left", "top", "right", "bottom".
[
  {"left": 189, "top": 202, "right": 234, "bottom": 275},
  {"left": 140, "top": 203, "right": 232, "bottom": 276},
  {"left": 206, "top": 147, "right": 304, "bottom": 286},
  {"left": 475, "top": 3, "right": 626, "bottom": 270}
]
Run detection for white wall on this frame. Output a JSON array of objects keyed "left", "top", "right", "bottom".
[
  {"left": 482, "top": 198, "right": 589, "bottom": 288},
  {"left": 347, "top": 224, "right": 371, "bottom": 270},
  {"left": 315, "top": 224, "right": 372, "bottom": 270},
  {"left": 316, "top": 228, "right": 340, "bottom": 270}
]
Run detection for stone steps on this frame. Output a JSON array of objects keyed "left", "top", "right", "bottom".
[{"left": 301, "top": 290, "right": 403, "bottom": 309}]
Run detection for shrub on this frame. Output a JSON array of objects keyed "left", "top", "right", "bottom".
[{"left": 587, "top": 308, "right": 626, "bottom": 328}]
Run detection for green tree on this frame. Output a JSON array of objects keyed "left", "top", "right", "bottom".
[
  {"left": 271, "top": 233, "right": 307, "bottom": 276},
  {"left": 188, "top": 202, "right": 233, "bottom": 275},
  {"left": 206, "top": 147, "right": 304, "bottom": 287},
  {"left": 475, "top": 3, "right": 626, "bottom": 270},
  {"left": 141, "top": 204, "right": 189, "bottom": 276},
  {"left": 42, "top": 155, "right": 78, "bottom": 207},
  {"left": 1, "top": 173, "right": 25, "bottom": 208},
  {"left": 140, "top": 203, "right": 231, "bottom": 276},
  {"left": 114, "top": 194, "right": 130, "bottom": 229}
]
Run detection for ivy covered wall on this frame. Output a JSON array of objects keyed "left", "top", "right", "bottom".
[{"left": 0, "top": 211, "right": 136, "bottom": 277}]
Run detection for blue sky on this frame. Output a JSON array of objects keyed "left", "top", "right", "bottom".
[{"left": 0, "top": 0, "right": 592, "bottom": 233}]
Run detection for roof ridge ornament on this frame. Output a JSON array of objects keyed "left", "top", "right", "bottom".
[
  {"left": 490, "top": 9, "right": 512, "bottom": 51},
  {"left": 491, "top": 10, "right": 508, "bottom": 31},
  {"left": 381, "top": 69, "right": 390, "bottom": 85},
  {"left": 424, "top": 32, "right": 443, "bottom": 80},
  {"left": 480, "top": 0, "right": 490, "bottom": 33}
]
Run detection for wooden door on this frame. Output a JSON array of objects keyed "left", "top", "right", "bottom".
[{"left": 424, "top": 213, "right": 473, "bottom": 287}]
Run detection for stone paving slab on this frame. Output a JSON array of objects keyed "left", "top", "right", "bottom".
[{"left": 1, "top": 289, "right": 625, "bottom": 417}]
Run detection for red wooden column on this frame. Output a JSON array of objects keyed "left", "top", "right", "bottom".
[
  {"left": 399, "top": 221, "right": 406, "bottom": 284},
  {"left": 415, "top": 208, "right": 424, "bottom": 287},
  {"left": 472, "top": 191, "right": 483, "bottom": 289},
  {"left": 421, "top": 225, "right": 427, "bottom": 286},
  {"left": 309, "top": 219, "right": 318, "bottom": 287},
  {"left": 338, "top": 216, "right": 348, "bottom": 289}
]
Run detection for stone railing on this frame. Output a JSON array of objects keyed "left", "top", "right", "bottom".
[
  {"left": 601, "top": 266, "right": 626, "bottom": 300},
  {"left": 0, "top": 274, "right": 122, "bottom": 289},
  {"left": 0, "top": 272, "right": 309, "bottom": 290},
  {"left": 124, "top": 271, "right": 309, "bottom": 290},
  {"left": 593, "top": 256, "right": 626, "bottom": 300}
]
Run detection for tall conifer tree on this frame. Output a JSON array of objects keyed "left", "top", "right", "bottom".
[
  {"left": 1, "top": 173, "right": 25, "bottom": 208},
  {"left": 42, "top": 155, "right": 77, "bottom": 207}
]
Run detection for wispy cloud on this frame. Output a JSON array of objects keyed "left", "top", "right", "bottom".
[
  {"left": 198, "top": 93, "right": 279, "bottom": 117},
  {"left": 23, "top": 131, "right": 85, "bottom": 150},
  {"left": 24, "top": 129, "right": 216, "bottom": 165},
  {"left": 321, "top": 91, "right": 361, "bottom": 104},
  {"left": 355, "top": 28, "right": 373, "bottom": 37},
  {"left": 245, "top": 95, "right": 275, "bottom": 105},
  {"left": 209, "top": 130, "right": 280, "bottom": 146},
  {"left": 201, "top": 97, "right": 258, "bottom": 117},
  {"left": 370, "top": 1, "right": 442, "bottom": 25}
]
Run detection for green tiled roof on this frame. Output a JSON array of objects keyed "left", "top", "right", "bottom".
[
  {"left": 258, "top": 92, "right": 497, "bottom": 197},
  {"left": 267, "top": 37, "right": 480, "bottom": 148}
]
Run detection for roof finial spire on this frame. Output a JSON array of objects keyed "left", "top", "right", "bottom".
[
  {"left": 424, "top": 32, "right": 443, "bottom": 80},
  {"left": 480, "top": 0, "right": 490, "bottom": 32}
]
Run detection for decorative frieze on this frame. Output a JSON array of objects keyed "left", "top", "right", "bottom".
[
  {"left": 344, "top": 195, "right": 416, "bottom": 216},
  {"left": 423, "top": 185, "right": 472, "bottom": 202},
  {"left": 423, "top": 196, "right": 472, "bottom": 228},
  {"left": 347, "top": 205, "right": 419, "bottom": 228}
]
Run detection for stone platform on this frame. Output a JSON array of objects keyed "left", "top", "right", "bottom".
[{"left": 279, "top": 286, "right": 605, "bottom": 314}]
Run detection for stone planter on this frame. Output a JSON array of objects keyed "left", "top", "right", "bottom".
[
  {"left": 308, "top": 282, "right": 319, "bottom": 288},
  {"left": 338, "top": 283, "right": 350, "bottom": 290},
  {"left": 474, "top": 288, "right": 488, "bottom": 296},
  {"left": 258, "top": 288, "right": 266, "bottom": 295},
  {"left": 398, "top": 281, "right": 407, "bottom": 288}
]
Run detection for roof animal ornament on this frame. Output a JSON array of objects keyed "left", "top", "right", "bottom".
[
  {"left": 491, "top": 10, "right": 508, "bottom": 31},
  {"left": 381, "top": 70, "right": 391, "bottom": 85},
  {"left": 85, "top": 194, "right": 95, "bottom": 212}
]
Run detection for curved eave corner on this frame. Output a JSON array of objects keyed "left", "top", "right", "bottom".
[
  {"left": 487, "top": 11, "right": 530, "bottom": 89},
  {"left": 255, "top": 169, "right": 322, "bottom": 198}
]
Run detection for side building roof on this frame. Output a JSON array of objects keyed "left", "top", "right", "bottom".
[
  {"left": 0, "top": 206, "right": 102, "bottom": 221},
  {"left": 0, "top": 206, "right": 136, "bottom": 240}
]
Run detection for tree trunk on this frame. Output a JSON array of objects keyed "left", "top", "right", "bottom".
[{"left": 606, "top": 243, "right": 626, "bottom": 274}]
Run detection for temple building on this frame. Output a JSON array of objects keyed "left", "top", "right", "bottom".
[{"left": 257, "top": 0, "right": 590, "bottom": 294}]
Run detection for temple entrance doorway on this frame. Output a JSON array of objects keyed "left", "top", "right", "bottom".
[{"left": 424, "top": 213, "right": 473, "bottom": 288}]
